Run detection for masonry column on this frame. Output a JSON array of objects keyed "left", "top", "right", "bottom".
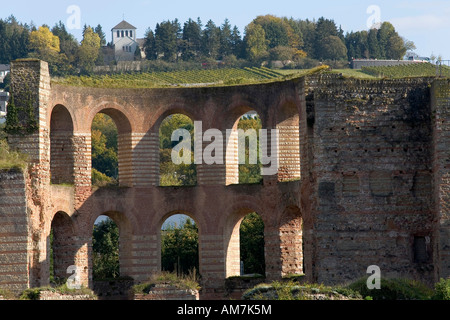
[
  {"left": 7, "top": 59, "right": 51, "bottom": 288},
  {"left": 132, "top": 132, "right": 160, "bottom": 187},
  {"left": 432, "top": 79, "right": 450, "bottom": 281}
]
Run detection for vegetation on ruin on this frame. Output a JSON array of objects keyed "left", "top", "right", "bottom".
[
  {"left": 19, "top": 284, "right": 97, "bottom": 300},
  {"left": 0, "top": 131, "right": 28, "bottom": 170},
  {"left": 243, "top": 280, "right": 363, "bottom": 300},
  {"left": 132, "top": 271, "right": 201, "bottom": 294},
  {"left": 243, "top": 277, "right": 450, "bottom": 300}
]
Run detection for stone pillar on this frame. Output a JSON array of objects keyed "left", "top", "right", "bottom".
[
  {"left": 132, "top": 132, "right": 160, "bottom": 187},
  {"left": 199, "top": 234, "right": 227, "bottom": 291},
  {"left": 196, "top": 127, "right": 227, "bottom": 185},
  {"left": 277, "top": 116, "right": 301, "bottom": 182},
  {"left": 7, "top": 59, "right": 52, "bottom": 289}
]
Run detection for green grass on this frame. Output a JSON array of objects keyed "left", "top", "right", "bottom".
[
  {"left": 0, "top": 139, "right": 28, "bottom": 171},
  {"left": 19, "top": 284, "right": 97, "bottom": 300},
  {"left": 243, "top": 280, "right": 363, "bottom": 300},
  {"left": 244, "top": 277, "right": 450, "bottom": 301},
  {"left": 132, "top": 271, "right": 200, "bottom": 294}
]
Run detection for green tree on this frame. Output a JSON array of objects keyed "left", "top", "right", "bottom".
[
  {"left": 0, "top": 16, "right": 30, "bottom": 64},
  {"left": 93, "top": 218, "right": 120, "bottom": 280},
  {"left": 143, "top": 28, "right": 157, "bottom": 60},
  {"left": 320, "top": 35, "right": 348, "bottom": 61},
  {"left": 252, "top": 15, "right": 290, "bottom": 49},
  {"left": 219, "top": 19, "right": 233, "bottom": 59},
  {"left": 238, "top": 115, "right": 262, "bottom": 184},
  {"left": 230, "top": 26, "right": 244, "bottom": 58},
  {"left": 367, "top": 28, "right": 381, "bottom": 59},
  {"left": 161, "top": 217, "right": 199, "bottom": 275},
  {"left": 202, "top": 20, "right": 221, "bottom": 59},
  {"left": 181, "top": 18, "right": 202, "bottom": 61},
  {"left": 159, "top": 114, "right": 196, "bottom": 186},
  {"left": 91, "top": 114, "right": 118, "bottom": 184},
  {"left": 240, "top": 212, "right": 265, "bottom": 275},
  {"left": 94, "top": 24, "right": 106, "bottom": 46},
  {"left": 78, "top": 26, "right": 101, "bottom": 73},
  {"left": 155, "top": 21, "right": 179, "bottom": 62},
  {"left": 52, "top": 22, "right": 78, "bottom": 61},
  {"left": 244, "top": 22, "right": 268, "bottom": 63}
]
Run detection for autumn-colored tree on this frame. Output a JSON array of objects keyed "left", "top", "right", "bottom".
[
  {"left": 91, "top": 114, "right": 118, "bottom": 186},
  {"left": 29, "top": 26, "right": 60, "bottom": 54}
]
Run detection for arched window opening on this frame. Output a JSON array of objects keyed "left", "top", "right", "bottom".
[
  {"left": 50, "top": 212, "right": 75, "bottom": 285},
  {"left": 91, "top": 113, "right": 118, "bottom": 187},
  {"left": 238, "top": 112, "right": 262, "bottom": 185},
  {"left": 240, "top": 212, "right": 265, "bottom": 276},
  {"left": 226, "top": 210, "right": 265, "bottom": 278},
  {"left": 92, "top": 215, "right": 120, "bottom": 280},
  {"left": 159, "top": 114, "right": 197, "bottom": 187},
  {"left": 161, "top": 214, "right": 199, "bottom": 276},
  {"left": 226, "top": 110, "right": 263, "bottom": 185},
  {"left": 50, "top": 105, "right": 74, "bottom": 185}
]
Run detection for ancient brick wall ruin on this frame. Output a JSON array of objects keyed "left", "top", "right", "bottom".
[{"left": 0, "top": 59, "right": 449, "bottom": 296}]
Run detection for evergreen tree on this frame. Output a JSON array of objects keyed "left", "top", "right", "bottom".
[
  {"left": 155, "top": 20, "right": 178, "bottom": 62},
  {"left": 94, "top": 24, "right": 106, "bottom": 46},
  {"left": 219, "top": 19, "right": 233, "bottom": 59},
  {"left": 144, "top": 28, "right": 157, "bottom": 60},
  {"left": 230, "top": 26, "right": 244, "bottom": 58},
  {"left": 201, "top": 20, "right": 221, "bottom": 59}
]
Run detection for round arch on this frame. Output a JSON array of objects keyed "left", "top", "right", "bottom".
[
  {"left": 224, "top": 205, "right": 266, "bottom": 278},
  {"left": 50, "top": 211, "right": 76, "bottom": 283},
  {"left": 222, "top": 105, "right": 264, "bottom": 186},
  {"left": 158, "top": 210, "right": 200, "bottom": 275},
  {"left": 50, "top": 104, "right": 75, "bottom": 185},
  {"left": 91, "top": 211, "right": 134, "bottom": 280},
  {"left": 89, "top": 106, "right": 133, "bottom": 187}
]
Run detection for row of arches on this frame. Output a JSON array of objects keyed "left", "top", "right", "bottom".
[
  {"left": 49, "top": 102, "right": 301, "bottom": 187},
  {"left": 49, "top": 207, "right": 304, "bottom": 284}
]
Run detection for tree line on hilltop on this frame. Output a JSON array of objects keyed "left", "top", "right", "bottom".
[{"left": 0, "top": 14, "right": 413, "bottom": 77}]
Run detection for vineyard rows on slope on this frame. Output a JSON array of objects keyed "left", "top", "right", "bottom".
[{"left": 53, "top": 67, "right": 286, "bottom": 88}]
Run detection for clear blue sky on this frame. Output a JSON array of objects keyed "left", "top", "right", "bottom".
[{"left": 3, "top": 0, "right": 450, "bottom": 59}]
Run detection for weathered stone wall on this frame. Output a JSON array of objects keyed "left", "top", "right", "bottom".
[
  {"left": 308, "top": 75, "right": 436, "bottom": 285},
  {"left": 0, "top": 169, "right": 29, "bottom": 293},
  {"left": 134, "top": 284, "right": 199, "bottom": 300},
  {"left": 431, "top": 79, "right": 450, "bottom": 281}
]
